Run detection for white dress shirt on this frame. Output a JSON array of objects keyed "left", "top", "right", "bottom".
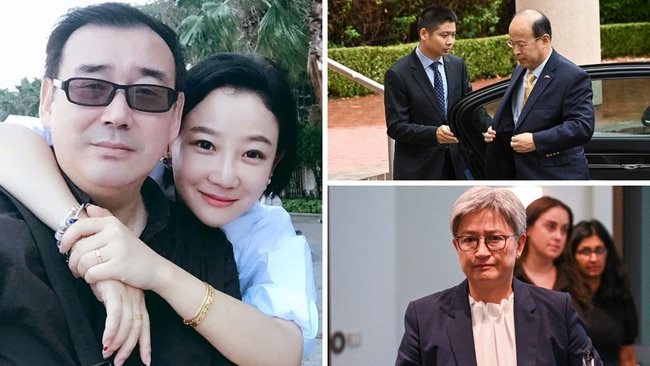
[{"left": 470, "top": 292, "right": 517, "bottom": 366}]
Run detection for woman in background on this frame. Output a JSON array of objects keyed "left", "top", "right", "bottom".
[
  {"left": 569, "top": 219, "right": 638, "bottom": 366},
  {"left": 514, "top": 196, "right": 591, "bottom": 314}
]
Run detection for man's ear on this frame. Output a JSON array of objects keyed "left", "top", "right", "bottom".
[
  {"left": 39, "top": 78, "right": 55, "bottom": 128},
  {"left": 419, "top": 27, "right": 429, "bottom": 41}
]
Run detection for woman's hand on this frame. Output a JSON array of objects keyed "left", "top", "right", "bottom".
[
  {"left": 91, "top": 280, "right": 151, "bottom": 366},
  {"left": 59, "top": 206, "right": 153, "bottom": 365},
  {"left": 59, "top": 205, "right": 167, "bottom": 291}
]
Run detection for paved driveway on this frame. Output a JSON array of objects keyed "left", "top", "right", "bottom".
[{"left": 291, "top": 213, "right": 323, "bottom": 366}]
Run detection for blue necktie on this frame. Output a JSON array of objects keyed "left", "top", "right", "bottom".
[{"left": 432, "top": 61, "right": 446, "bottom": 116}]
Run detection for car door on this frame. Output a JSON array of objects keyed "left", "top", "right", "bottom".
[{"left": 449, "top": 62, "right": 650, "bottom": 180}]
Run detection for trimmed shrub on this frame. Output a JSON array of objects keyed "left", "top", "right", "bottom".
[{"left": 328, "top": 23, "right": 650, "bottom": 98}]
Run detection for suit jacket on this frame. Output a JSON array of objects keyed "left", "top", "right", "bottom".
[
  {"left": 396, "top": 278, "right": 602, "bottom": 366},
  {"left": 485, "top": 49, "right": 595, "bottom": 179},
  {"left": 384, "top": 49, "right": 473, "bottom": 180}
]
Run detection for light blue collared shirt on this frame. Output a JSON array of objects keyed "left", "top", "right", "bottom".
[
  {"left": 416, "top": 46, "right": 448, "bottom": 115},
  {"left": 223, "top": 202, "right": 319, "bottom": 358}
]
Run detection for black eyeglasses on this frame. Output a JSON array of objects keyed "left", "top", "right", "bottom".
[
  {"left": 454, "top": 234, "right": 517, "bottom": 252},
  {"left": 576, "top": 247, "right": 608, "bottom": 257},
  {"left": 53, "top": 77, "right": 179, "bottom": 113}
]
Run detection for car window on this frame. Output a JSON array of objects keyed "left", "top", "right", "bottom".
[
  {"left": 593, "top": 78, "right": 650, "bottom": 135},
  {"left": 469, "top": 76, "right": 650, "bottom": 136}
]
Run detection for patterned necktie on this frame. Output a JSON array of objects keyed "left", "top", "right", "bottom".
[
  {"left": 432, "top": 61, "right": 446, "bottom": 116},
  {"left": 523, "top": 71, "right": 536, "bottom": 105}
]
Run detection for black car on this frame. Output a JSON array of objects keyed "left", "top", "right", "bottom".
[{"left": 448, "top": 62, "right": 650, "bottom": 180}]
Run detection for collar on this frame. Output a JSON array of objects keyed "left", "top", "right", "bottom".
[
  {"left": 416, "top": 45, "right": 444, "bottom": 69},
  {"left": 528, "top": 48, "right": 553, "bottom": 78},
  {"left": 61, "top": 170, "right": 171, "bottom": 242}
]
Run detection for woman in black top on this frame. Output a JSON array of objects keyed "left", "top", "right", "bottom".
[{"left": 569, "top": 219, "right": 639, "bottom": 366}]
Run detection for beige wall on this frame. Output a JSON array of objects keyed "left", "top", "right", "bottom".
[{"left": 515, "top": 0, "right": 601, "bottom": 65}]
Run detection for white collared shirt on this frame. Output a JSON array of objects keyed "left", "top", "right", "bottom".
[{"left": 470, "top": 292, "right": 517, "bottom": 366}]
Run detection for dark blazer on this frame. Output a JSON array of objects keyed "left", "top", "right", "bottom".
[
  {"left": 485, "top": 49, "right": 594, "bottom": 179},
  {"left": 384, "top": 49, "right": 473, "bottom": 180},
  {"left": 396, "top": 278, "right": 602, "bottom": 366}
]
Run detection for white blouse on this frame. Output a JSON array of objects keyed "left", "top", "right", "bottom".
[{"left": 470, "top": 292, "right": 517, "bottom": 366}]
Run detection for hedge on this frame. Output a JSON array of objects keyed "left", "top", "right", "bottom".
[{"left": 328, "top": 22, "right": 650, "bottom": 98}]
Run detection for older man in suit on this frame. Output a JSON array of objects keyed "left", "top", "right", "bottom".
[
  {"left": 396, "top": 187, "right": 601, "bottom": 366},
  {"left": 384, "top": 5, "right": 478, "bottom": 180},
  {"left": 484, "top": 9, "right": 595, "bottom": 179}
]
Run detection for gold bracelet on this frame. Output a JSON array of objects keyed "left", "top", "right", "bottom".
[{"left": 183, "top": 282, "right": 215, "bottom": 327}]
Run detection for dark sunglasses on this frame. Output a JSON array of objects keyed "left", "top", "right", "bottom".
[{"left": 53, "top": 77, "right": 179, "bottom": 113}]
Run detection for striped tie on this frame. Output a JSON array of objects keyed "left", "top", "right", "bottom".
[{"left": 523, "top": 71, "right": 536, "bottom": 105}]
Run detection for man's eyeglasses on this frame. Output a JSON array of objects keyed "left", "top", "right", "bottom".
[
  {"left": 506, "top": 36, "right": 542, "bottom": 49},
  {"left": 576, "top": 247, "right": 608, "bottom": 257},
  {"left": 53, "top": 77, "right": 179, "bottom": 113},
  {"left": 454, "top": 234, "right": 517, "bottom": 252}
]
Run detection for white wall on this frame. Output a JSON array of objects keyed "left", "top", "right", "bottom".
[
  {"left": 328, "top": 186, "right": 399, "bottom": 365},
  {"left": 328, "top": 185, "right": 614, "bottom": 365}
]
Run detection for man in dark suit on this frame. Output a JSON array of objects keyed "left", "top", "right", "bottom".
[
  {"left": 484, "top": 9, "right": 595, "bottom": 179},
  {"left": 396, "top": 187, "right": 601, "bottom": 366},
  {"left": 384, "top": 5, "right": 475, "bottom": 180}
]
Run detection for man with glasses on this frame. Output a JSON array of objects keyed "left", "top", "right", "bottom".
[
  {"left": 0, "top": 3, "right": 239, "bottom": 365},
  {"left": 483, "top": 9, "right": 595, "bottom": 179},
  {"left": 396, "top": 186, "right": 601, "bottom": 365}
]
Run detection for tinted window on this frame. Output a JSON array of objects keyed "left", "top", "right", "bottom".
[{"left": 593, "top": 78, "right": 650, "bottom": 135}]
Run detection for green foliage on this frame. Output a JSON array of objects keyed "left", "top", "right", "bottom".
[
  {"left": 600, "top": 0, "right": 650, "bottom": 24},
  {"left": 459, "top": 0, "right": 502, "bottom": 38},
  {"left": 178, "top": 2, "right": 244, "bottom": 58},
  {"left": 452, "top": 36, "right": 517, "bottom": 79},
  {"left": 328, "top": 36, "right": 517, "bottom": 98},
  {"left": 298, "top": 118, "right": 322, "bottom": 197},
  {"left": 600, "top": 23, "right": 650, "bottom": 58},
  {"left": 282, "top": 198, "right": 322, "bottom": 213},
  {"left": 177, "top": 0, "right": 312, "bottom": 87},
  {"left": 139, "top": 0, "right": 199, "bottom": 30},
  {"left": 0, "top": 78, "right": 42, "bottom": 122},
  {"left": 328, "top": 45, "right": 403, "bottom": 97},
  {"left": 328, "top": 0, "right": 513, "bottom": 47},
  {"left": 328, "top": 23, "right": 650, "bottom": 98}
]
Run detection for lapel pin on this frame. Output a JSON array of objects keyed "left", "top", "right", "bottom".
[{"left": 544, "top": 75, "right": 551, "bottom": 79}]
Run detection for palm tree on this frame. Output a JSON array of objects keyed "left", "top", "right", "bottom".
[{"left": 178, "top": 0, "right": 314, "bottom": 88}]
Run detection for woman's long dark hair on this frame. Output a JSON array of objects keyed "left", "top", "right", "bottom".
[{"left": 569, "top": 219, "right": 631, "bottom": 300}]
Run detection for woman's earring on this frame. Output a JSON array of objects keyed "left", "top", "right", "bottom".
[
  {"left": 267, "top": 176, "right": 272, "bottom": 185},
  {"left": 161, "top": 151, "right": 172, "bottom": 169}
]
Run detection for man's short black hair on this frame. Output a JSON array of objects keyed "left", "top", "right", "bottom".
[
  {"left": 417, "top": 4, "right": 458, "bottom": 33},
  {"left": 45, "top": 2, "right": 186, "bottom": 91}
]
